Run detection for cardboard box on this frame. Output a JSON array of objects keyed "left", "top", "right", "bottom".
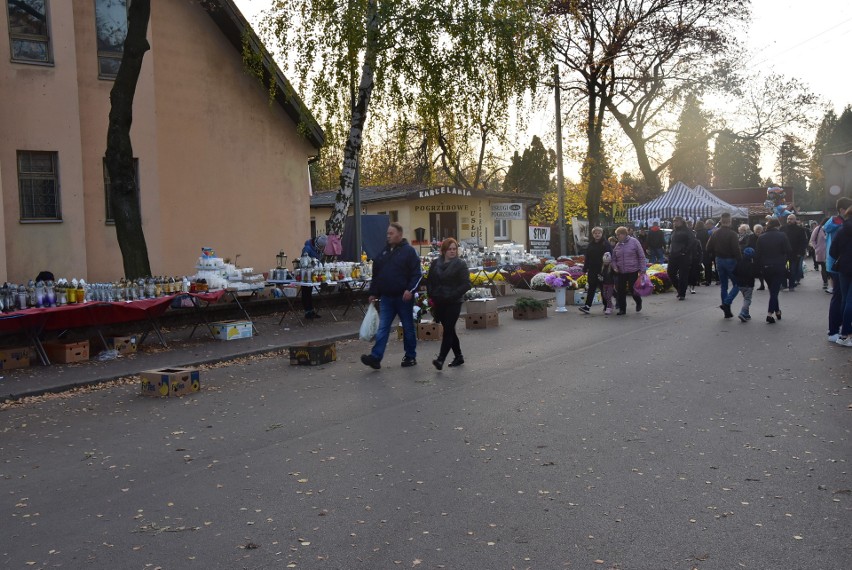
[
  {"left": 140, "top": 367, "right": 201, "bottom": 398},
  {"left": 490, "top": 283, "right": 508, "bottom": 296},
  {"left": 464, "top": 311, "right": 499, "bottom": 329},
  {"left": 43, "top": 340, "right": 90, "bottom": 364},
  {"left": 109, "top": 335, "right": 137, "bottom": 355},
  {"left": 417, "top": 321, "right": 443, "bottom": 341},
  {"left": 512, "top": 306, "right": 547, "bottom": 320},
  {"left": 210, "top": 320, "right": 253, "bottom": 341},
  {"left": 289, "top": 341, "right": 336, "bottom": 366},
  {"left": 0, "top": 346, "right": 34, "bottom": 370},
  {"left": 465, "top": 298, "right": 497, "bottom": 314}
]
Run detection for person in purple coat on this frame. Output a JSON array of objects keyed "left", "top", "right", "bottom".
[{"left": 611, "top": 226, "right": 648, "bottom": 315}]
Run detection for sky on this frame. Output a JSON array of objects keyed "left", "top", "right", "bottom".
[{"left": 233, "top": 0, "right": 852, "bottom": 180}]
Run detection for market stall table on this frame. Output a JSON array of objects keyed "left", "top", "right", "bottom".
[
  {"left": 267, "top": 279, "right": 371, "bottom": 326},
  {"left": 0, "top": 291, "right": 226, "bottom": 365},
  {"left": 470, "top": 266, "right": 513, "bottom": 295}
]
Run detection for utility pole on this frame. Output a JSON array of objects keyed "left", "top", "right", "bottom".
[{"left": 554, "top": 65, "right": 566, "bottom": 257}]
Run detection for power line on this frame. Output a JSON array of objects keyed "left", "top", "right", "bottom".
[{"left": 746, "top": 14, "right": 852, "bottom": 70}]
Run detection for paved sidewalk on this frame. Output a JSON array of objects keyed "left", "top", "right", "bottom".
[{"left": 0, "top": 290, "right": 550, "bottom": 400}]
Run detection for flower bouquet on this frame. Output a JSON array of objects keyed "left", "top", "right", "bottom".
[
  {"left": 413, "top": 292, "right": 432, "bottom": 322},
  {"left": 647, "top": 270, "right": 671, "bottom": 293}
]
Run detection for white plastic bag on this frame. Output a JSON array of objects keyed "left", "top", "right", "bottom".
[{"left": 359, "top": 303, "right": 379, "bottom": 341}]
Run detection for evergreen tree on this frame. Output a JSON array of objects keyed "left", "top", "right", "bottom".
[
  {"left": 808, "top": 109, "right": 838, "bottom": 195},
  {"left": 669, "top": 94, "right": 711, "bottom": 187},
  {"left": 777, "top": 135, "right": 811, "bottom": 208},
  {"left": 777, "top": 136, "right": 809, "bottom": 188},
  {"left": 712, "top": 130, "right": 761, "bottom": 188},
  {"left": 827, "top": 105, "right": 852, "bottom": 155},
  {"left": 502, "top": 136, "right": 555, "bottom": 195}
]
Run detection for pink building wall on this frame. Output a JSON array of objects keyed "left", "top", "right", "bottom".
[{"left": 0, "top": 1, "right": 320, "bottom": 283}]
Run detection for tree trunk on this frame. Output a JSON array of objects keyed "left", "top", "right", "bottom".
[
  {"left": 605, "top": 102, "right": 663, "bottom": 194},
  {"left": 584, "top": 92, "right": 604, "bottom": 228},
  {"left": 105, "top": 0, "right": 151, "bottom": 279},
  {"left": 327, "top": 0, "right": 379, "bottom": 237}
]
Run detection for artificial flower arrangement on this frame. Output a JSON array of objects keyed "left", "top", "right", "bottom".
[
  {"left": 646, "top": 270, "right": 671, "bottom": 293},
  {"left": 576, "top": 274, "right": 588, "bottom": 289},
  {"left": 464, "top": 287, "right": 493, "bottom": 300},
  {"left": 530, "top": 272, "right": 550, "bottom": 291},
  {"left": 565, "top": 265, "right": 584, "bottom": 279},
  {"left": 507, "top": 268, "right": 540, "bottom": 289},
  {"left": 469, "top": 270, "right": 506, "bottom": 286},
  {"left": 413, "top": 292, "right": 431, "bottom": 322},
  {"left": 542, "top": 262, "right": 556, "bottom": 273},
  {"left": 541, "top": 270, "right": 578, "bottom": 292},
  {"left": 647, "top": 263, "right": 667, "bottom": 273}
]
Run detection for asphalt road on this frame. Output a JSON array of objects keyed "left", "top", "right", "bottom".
[{"left": 1, "top": 277, "right": 850, "bottom": 570}]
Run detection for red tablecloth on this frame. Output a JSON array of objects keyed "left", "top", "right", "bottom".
[{"left": 0, "top": 291, "right": 225, "bottom": 333}]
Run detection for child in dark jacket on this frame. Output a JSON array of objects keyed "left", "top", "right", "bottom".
[
  {"left": 733, "top": 247, "right": 758, "bottom": 322},
  {"left": 599, "top": 252, "right": 615, "bottom": 315}
]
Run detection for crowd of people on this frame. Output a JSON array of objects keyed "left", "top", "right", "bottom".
[
  {"left": 356, "top": 202, "right": 852, "bottom": 370},
  {"left": 578, "top": 200, "right": 852, "bottom": 338}
]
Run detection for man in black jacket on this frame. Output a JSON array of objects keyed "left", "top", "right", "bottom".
[
  {"left": 706, "top": 213, "right": 742, "bottom": 318},
  {"left": 667, "top": 216, "right": 694, "bottom": 300},
  {"left": 781, "top": 214, "right": 809, "bottom": 290},
  {"left": 361, "top": 223, "right": 423, "bottom": 369}
]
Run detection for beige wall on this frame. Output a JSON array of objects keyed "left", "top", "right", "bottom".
[
  {"left": 0, "top": 159, "right": 6, "bottom": 282},
  {"left": 149, "top": 1, "right": 314, "bottom": 276},
  {"left": 0, "top": 1, "right": 317, "bottom": 283},
  {"left": 0, "top": 1, "right": 88, "bottom": 283},
  {"left": 72, "top": 0, "right": 162, "bottom": 282},
  {"left": 311, "top": 195, "right": 532, "bottom": 254}
]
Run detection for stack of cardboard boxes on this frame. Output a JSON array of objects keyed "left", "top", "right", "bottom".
[{"left": 464, "top": 298, "right": 499, "bottom": 329}]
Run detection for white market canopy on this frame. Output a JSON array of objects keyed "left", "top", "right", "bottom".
[
  {"left": 628, "top": 182, "right": 716, "bottom": 222},
  {"left": 692, "top": 185, "right": 750, "bottom": 218},
  {"left": 628, "top": 181, "right": 749, "bottom": 222}
]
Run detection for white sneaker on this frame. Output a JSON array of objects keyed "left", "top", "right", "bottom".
[
  {"left": 836, "top": 336, "right": 852, "bottom": 347},
  {"left": 828, "top": 333, "right": 841, "bottom": 343},
  {"left": 826, "top": 288, "right": 834, "bottom": 294}
]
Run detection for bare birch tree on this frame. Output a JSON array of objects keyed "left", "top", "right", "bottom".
[{"left": 260, "top": 0, "right": 551, "bottom": 236}]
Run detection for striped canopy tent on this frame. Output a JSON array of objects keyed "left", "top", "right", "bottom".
[
  {"left": 692, "top": 185, "right": 750, "bottom": 218},
  {"left": 628, "top": 181, "right": 716, "bottom": 222}
]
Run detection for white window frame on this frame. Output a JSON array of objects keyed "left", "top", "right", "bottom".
[{"left": 494, "top": 219, "right": 509, "bottom": 241}]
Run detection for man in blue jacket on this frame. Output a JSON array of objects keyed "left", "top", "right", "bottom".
[{"left": 361, "top": 223, "right": 423, "bottom": 369}]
